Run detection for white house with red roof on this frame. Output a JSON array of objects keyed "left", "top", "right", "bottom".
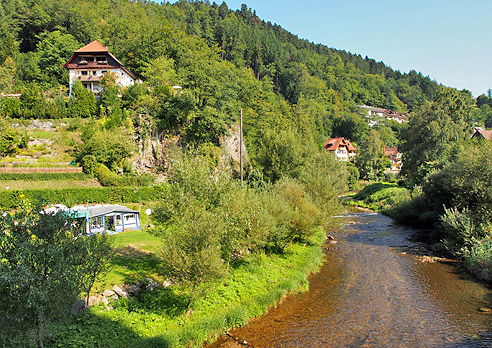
[
  {"left": 323, "top": 137, "right": 357, "bottom": 161},
  {"left": 384, "top": 147, "right": 402, "bottom": 172},
  {"left": 64, "top": 40, "right": 136, "bottom": 96},
  {"left": 357, "top": 105, "right": 408, "bottom": 125}
]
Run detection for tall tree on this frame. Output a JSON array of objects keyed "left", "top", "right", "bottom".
[
  {"left": 0, "top": 204, "right": 111, "bottom": 348},
  {"left": 356, "top": 128, "right": 385, "bottom": 180},
  {"left": 400, "top": 87, "right": 474, "bottom": 186}
]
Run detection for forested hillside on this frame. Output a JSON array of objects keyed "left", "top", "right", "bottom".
[
  {"left": 1, "top": 0, "right": 492, "bottom": 181},
  {"left": 0, "top": 0, "right": 463, "bottom": 178}
]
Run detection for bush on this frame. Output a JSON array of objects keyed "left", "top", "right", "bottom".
[
  {"left": 0, "top": 172, "right": 90, "bottom": 181},
  {"left": 463, "top": 238, "right": 492, "bottom": 282},
  {"left": 350, "top": 182, "right": 410, "bottom": 212},
  {"left": 95, "top": 163, "right": 121, "bottom": 186},
  {"left": 94, "top": 163, "right": 156, "bottom": 187},
  {"left": 0, "top": 186, "right": 166, "bottom": 210}
]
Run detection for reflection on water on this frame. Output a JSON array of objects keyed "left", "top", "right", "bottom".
[{"left": 209, "top": 212, "right": 492, "bottom": 348}]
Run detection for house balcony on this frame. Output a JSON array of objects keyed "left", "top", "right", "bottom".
[{"left": 74, "top": 75, "right": 102, "bottom": 82}]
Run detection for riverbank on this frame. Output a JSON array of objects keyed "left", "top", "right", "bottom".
[{"left": 46, "top": 229, "right": 327, "bottom": 347}]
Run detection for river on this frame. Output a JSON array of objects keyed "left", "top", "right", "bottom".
[{"left": 209, "top": 211, "right": 492, "bottom": 348}]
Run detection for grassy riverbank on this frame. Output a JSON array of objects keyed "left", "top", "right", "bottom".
[
  {"left": 343, "top": 182, "right": 410, "bottom": 213},
  {"left": 47, "top": 229, "right": 326, "bottom": 348}
]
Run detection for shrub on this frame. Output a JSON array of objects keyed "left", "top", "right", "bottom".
[
  {"left": 94, "top": 163, "right": 156, "bottom": 187},
  {"left": 273, "top": 178, "right": 322, "bottom": 244},
  {"left": 0, "top": 172, "right": 90, "bottom": 181},
  {"left": 350, "top": 182, "right": 410, "bottom": 212},
  {"left": 462, "top": 237, "right": 492, "bottom": 282},
  {"left": 0, "top": 186, "right": 166, "bottom": 210},
  {"left": 95, "top": 163, "right": 120, "bottom": 186}
]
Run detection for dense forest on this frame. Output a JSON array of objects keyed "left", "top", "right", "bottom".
[{"left": 4, "top": 0, "right": 490, "bottom": 181}]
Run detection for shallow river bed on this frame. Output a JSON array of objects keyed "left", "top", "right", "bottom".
[{"left": 209, "top": 212, "right": 492, "bottom": 348}]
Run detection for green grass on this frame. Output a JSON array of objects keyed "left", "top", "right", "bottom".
[
  {"left": 344, "top": 182, "right": 410, "bottom": 212},
  {"left": 48, "top": 230, "right": 327, "bottom": 348},
  {"left": 93, "top": 224, "right": 164, "bottom": 292}
]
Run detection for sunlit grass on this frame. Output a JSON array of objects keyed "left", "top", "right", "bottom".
[{"left": 93, "top": 228, "right": 164, "bottom": 293}]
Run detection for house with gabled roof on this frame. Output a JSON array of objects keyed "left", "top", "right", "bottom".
[
  {"left": 45, "top": 204, "right": 141, "bottom": 234},
  {"left": 384, "top": 147, "right": 402, "bottom": 172},
  {"left": 323, "top": 137, "right": 357, "bottom": 161},
  {"left": 64, "top": 40, "right": 136, "bottom": 96},
  {"left": 357, "top": 105, "right": 408, "bottom": 125},
  {"left": 471, "top": 127, "right": 492, "bottom": 141}
]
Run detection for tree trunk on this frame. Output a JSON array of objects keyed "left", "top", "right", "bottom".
[
  {"left": 186, "top": 283, "right": 197, "bottom": 309},
  {"left": 37, "top": 319, "right": 44, "bottom": 348}
]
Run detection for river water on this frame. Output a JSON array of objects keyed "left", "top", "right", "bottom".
[{"left": 209, "top": 211, "right": 492, "bottom": 348}]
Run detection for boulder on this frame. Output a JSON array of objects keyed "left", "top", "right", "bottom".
[
  {"left": 88, "top": 295, "right": 100, "bottom": 307},
  {"left": 127, "top": 284, "right": 141, "bottom": 296},
  {"left": 99, "top": 295, "right": 109, "bottom": 306},
  {"left": 113, "top": 285, "right": 128, "bottom": 298},
  {"left": 103, "top": 289, "right": 116, "bottom": 297},
  {"left": 146, "top": 279, "right": 159, "bottom": 291}
]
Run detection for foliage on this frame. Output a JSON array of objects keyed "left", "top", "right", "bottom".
[
  {"left": 48, "top": 229, "right": 326, "bottom": 348},
  {"left": 400, "top": 87, "right": 474, "bottom": 186},
  {"left": 356, "top": 129, "right": 386, "bottom": 180},
  {"left": 158, "top": 205, "right": 226, "bottom": 308},
  {"left": 256, "top": 127, "right": 313, "bottom": 182},
  {"left": 0, "top": 203, "right": 111, "bottom": 347},
  {"left": 68, "top": 80, "right": 97, "bottom": 118},
  {"left": 0, "top": 172, "right": 90, "bottom": 181},
  {"left": 94, "top": 163, "right": 155, "bottom": 187},
  {"left": 392, "top": 142, "right": 492, "bottom": 281},
  {"left": 331, "top": 112, "right": 369, "bottom": 144},
  {"left": 0, "top": 186, "right": 167, "bottom": 211},
  {"left": 462, "top": 238, "right": 492, "bottom": 283},
  {"left": 0, "top": 119, "right": 28, "bottom": 157},
  {"left": 36, "top": 30, "right": 80, "bottom": 84},
  {"left": 152, "top": 149, "right": 345, "bottom": 308},
  {"left": 348, "top": 182, "right": 410, "bottom": 212},
  {"left": 76, "top": 125, "right": 135, "bottom": 172},
  {"left": 79, "top": 233, "right": 113, "bottom": 307},
  {"left": 346, "top": 162, "right": 360, "bottom": 190}
]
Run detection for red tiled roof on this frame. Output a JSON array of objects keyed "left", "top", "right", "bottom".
[
  {"left": 324, "top": 137, "right": 344, "bottom": 151},
  {"left": 384, "top": 147, "right": 399, "bottom": 156},
  {"left": 476, "top": 128, "right": 492, "bottom": 141},
  {"left": 323, "top": 137, "right": 357, "bottom": 152},
  {"left": 347, "top": 143, "right": 357, "bottom": 152},
  {"left": 75, "top": 40, "right": 108, "bottom": 53}
]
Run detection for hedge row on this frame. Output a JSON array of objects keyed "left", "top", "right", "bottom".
[
  {"left": 0, "top": 172, "right": 91, "bottom": 181},
  {"left": 94, "top": 164, "right": 155, "bottom": 187},
  {"left": 1, "top": 186, "right": 168, "bottom": 210}
]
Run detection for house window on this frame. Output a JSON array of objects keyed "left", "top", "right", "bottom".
[
  {"left": 124, "top": 214, "right": 136, "bottom": 224},
  {"left": 90, "top": 216, "right": 104, "bottom": 229},
  {"left": 92, "top": 71, "right": 97, "bottom": 76},
  {"left": 96, "top": 56, "right": 107, "bottom": 63},
  {"left": 81, "top": 71, "right": 88, "bottom": 76},
  {"left": 115, "top": 215, "right": 121, "bottom": 226}
]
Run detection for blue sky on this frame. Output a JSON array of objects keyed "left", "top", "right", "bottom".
[{"left": 165, "top": 0, "right": 492, "bottom": 97}]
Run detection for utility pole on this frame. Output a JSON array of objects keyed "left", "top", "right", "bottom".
[{"left": 240, "top": 108, "right": 243, "bottom": 185}]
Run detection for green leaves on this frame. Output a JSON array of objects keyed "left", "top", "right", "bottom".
[{"left": 0, "top": 205, "right": 110, "bottom": 347}]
